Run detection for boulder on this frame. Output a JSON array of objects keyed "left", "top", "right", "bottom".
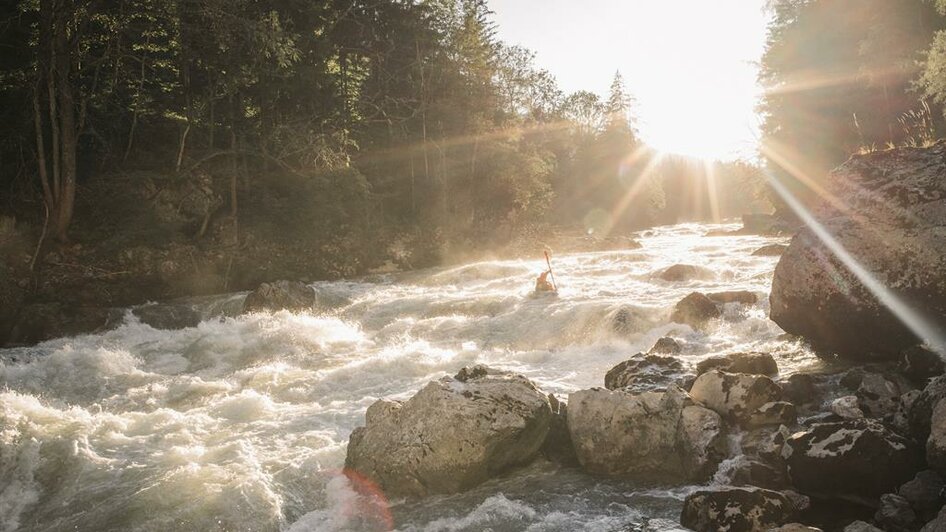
[
  {"left": 131, "top": 303, "right": 202, "bottom": 330},
  {"left": 689, "top": 370, "right": 783, "bottom": 424},
  {"left": 843, "top": 522, "right": 883, "bottom": 532},
  {"left": 650, "top": 336, "right": 682, "bottom": 355},
  {"left": 566, "top": 386, "right": 724, "bottom": 482},
  {"left": 242, "top": 280, "right": 314, "bottom": 313},
  {"left": 856, "top": 373, "right": 902, "bottom": 419},
  {"left": 707, "top": 291, "right": 759, "bottom": 305},
  {"left": 783, "top": 419, "right": 921, "bottom": 503},
  {"left": 604, "top": 354, "right": 689, "bottom": 393},
  {"left": 926, "top": 399, "right": 946, "bottom": 477},
  {"left": 681, "top": 487, "right": 801, "bottom": 532},
  {"left": 900, "top": 345, "right": 945, "bottom": 384},
  {"left": 748, "top": 402, "right": 798, "bottom": 428},
  {"left": 659, "top": 264, "right": 713, "bottom": 282},
  {"left": 909, "top": 376, "right": 946, "bottom": 443},
  {"left": 670, "top": 292, "right": 721, "bottom": 328},
  {"left": 830, "top": 396, "right": 865, "bottom": 420},
  {"left": 781, "top": 374, "right": 821, "bottom": 408},
  {"left": 874, "top": 493, "right": 918, "bottom": 532},
  {"left": 753, "top": 244, "right": 789, "bottom": 257},
  {"left": 899, "top": 470, "right": 946, "bottom": 522},
  {"left": 5, "top": 302, "right": 118, "bottom": 345},
  {"left": 696, "top": 352, "right": 779, "bottom": 377},
  {"left": 769, "top": 143, "right": 946, "bottom": 358},
  {"left": 344, "top": 365, "right": 552, "bottom": 498}
]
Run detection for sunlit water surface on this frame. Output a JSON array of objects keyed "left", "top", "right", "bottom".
[{"left": 0, "top": 222, "right": 820, "bottom": 532}]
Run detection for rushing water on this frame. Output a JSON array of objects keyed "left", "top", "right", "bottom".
[{"left": 0, "top": 222, "right": 823, "bottom": 532}]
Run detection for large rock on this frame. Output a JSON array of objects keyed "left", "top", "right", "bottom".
[
  {"left": 566, "top": 386, "right": 725, "bottom": 482},
  {"left": 769, "top": 143, "right": 946, "bottom": 358},
  {"left": 874, "top": 493, "right": 917, "bottom": 532},
  {"left": 681, "top": 487, "right": 801, "bottom": 532},
  {"left": 670, "top": 292, "right": 721, "bottom": 328},
  {"left": 783, "top": 419, "right": 921, "bottom": 503},
  {"left": 899, "top": 470, "right": 946, "bottom": 522},
  {"left": 689, "top": 370, "right": 783, "bottom": 424},
  {"left": 242, "top": 280, "right": 314, "bottom": 313},
  {"left": 344, "top": 365, "right": 552, "bottom": 498},
  {"left": 696, "top": 352, "right": 779, "bottom": 377},
  {"left": 660, "top": 264, "right": 713, "bottom": 282},
  {"left": 604, "top": 354, "right": 689, "bottom": 393},
  {"left": 909, "top": 376, "right": 946, "bottom": 443}
]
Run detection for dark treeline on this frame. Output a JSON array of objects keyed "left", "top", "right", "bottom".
[
  {"left": 760, "top": 0, "right": 946, "bottom": 206},
  {"left": 0, "top": 0, "right": 765, "bottom": 290}
]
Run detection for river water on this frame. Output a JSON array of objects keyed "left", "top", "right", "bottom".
[{"left": 0, "top": 222, "right": 821, "bottom": 532}]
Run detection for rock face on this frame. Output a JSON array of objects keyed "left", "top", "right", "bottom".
[
  {"left": 566, "top": 386, "right": 725, "bottom": 482},
  {"left": 689, "top": 370, "right": 783, "bottom": 424},
  {"left": 696, "top": 352, "right": 779, "bottom": 377},
  {"left": 769, "top": 143, "right": 946, "bottom": 358},
  {"left": 344, "top": 366, "right": 552, "bottom": 498},
  {"left": 783, "top": 419, "right": 920, "bottom": 503},
  {"left": 242, "top": 280, "right": 314, "bottom": 313},
  {"left": 680, "top": 487, "right": 800, "bottom": 532},
  {"left": 604, "top": 354, "right": 689, "bottom": 393},
  {"left": 670, "top": 292, "right": 721, "bottom": 328}
]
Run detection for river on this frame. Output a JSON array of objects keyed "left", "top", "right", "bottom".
[{"left": 0, "top": 222, "right": 823, "bottom": 531}]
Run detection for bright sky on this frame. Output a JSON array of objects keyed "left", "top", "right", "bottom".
[{"left": 489, "top": 0, "right": 770, "bottom": 160}]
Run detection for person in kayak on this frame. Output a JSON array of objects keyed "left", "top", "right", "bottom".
[{"left": 534, "top": 270, "right": 555, "bottom": 293}]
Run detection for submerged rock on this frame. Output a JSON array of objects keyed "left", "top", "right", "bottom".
[
  {"left": 566, "top": 386, "right": 724, "bottom": 482},
  {"left": 707, "top": 290, "right": 759, "bottom": 305},
  {"left": 649, "top": 336, "right": 682, "bottom": 355},
  {"left": 670, "top": 292, "right": 721, "bottom": 328},
  {"left": 659, "top": 264, "right": 713, "bottom": 282},
  {"left": 696, "top": 352, "right": 779, "bottom": 377},
  {"left": 783, "top": 419, "right": 920, "bottom": 503},
  {"left": 680, "top": 486, "right": 801, "bottom": 532},
  {"left": 242, "top": 280, "right": 314, "bottom": 313},
  {"left": 689, "top": 370, "right": 783, "bottom": 424},
  {"left": 604, "top": 354, "right": 688, "bottom": 393},
  {"left": 345, "top": 365, "right": 552, "bottom": 498},
  {"left": 769, "top": 143, "right": 946, "bottom": 358}
]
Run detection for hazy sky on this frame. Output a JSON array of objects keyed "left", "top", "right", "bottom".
[{"left": 489, "top": 0, "right": 770, "bottom": 160}]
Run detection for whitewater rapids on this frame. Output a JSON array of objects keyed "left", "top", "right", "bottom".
[{"left": 0, "top": 222, "right": 822, "bottom": 531}]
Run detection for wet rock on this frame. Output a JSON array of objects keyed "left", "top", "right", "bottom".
[
  {"left": 830, "top": 396, "right": 865, "bottom": 420},
  {"left": 649, "top": 337, "right": 682, "bottom": 355},
  {"left": 781, "top": 374, "right": 821, "bottom": 407},
  {"left": 730, "top": 459, "right": 789, "bottom": 490},
  {"left": 566, "top": 386, "right": 724, "bottom": 482},
  {"left": 696, "top": 352, "right": 779, "bottom": 377},
  {"left": 345, "top": 365, "right": 552, "bottom": 498},
  {"left": 909, "top": 376, "right": 946, "bottom": 443},
  {"left": 610, "top": 306, "right": 647, "bottom": 335},
  {"left": 856, "top": 373, "right": 902, "bottom": 419},
  {"left": 898, "top": 470, "right": 946, "bottom": 522},
  {"left": 926, "top": 400, "right": 946, "bottom": 477},
  {"left": 873, "top": 493, "right": 917, "bottom": 532},
  {"left": 690, "top": 370, "right": 783, "bottom": 424},
  {"left": 769, "top": 143, "right": 946, "bottom": 358},
  {"left": 900, "top": 345, "right": 945, "bottom": 384},
  {"left": 604, "top": 354, "right": 688, "bottom": 393},
  {"left": 670, "top": 292, "right": 720, "bottom": 328},
  {"left": 681, "top": 486, "right": 801, "bottom": 532},
  {"left": 748, "top": 402, "right": 798, "bottom": 428},
  {"left": 131, "top": 303, "right": 201, "bottom": 330},
  {"left": 843, "top": 522, "right": 883, "bottom": 532},
  {"left": 753, "top": 244, "right": 789, "bottom": 257},
  {"left": 921, "top": 506, "right": 946, "bottom": 532},
  {"left": 541, "top": 393, "right": 578, "bottom": 466},
  {"left": 242, "top": 280, "right": 314, "bottom": 313},
  {"left": 707, "top": 290, "right": 759, "bottom": 305},
  {"left": 659, "top": 264, "right": 713, "bottom": 282},
  {"left": 783, "top": 419, "right": 921, "bottom": 503}
]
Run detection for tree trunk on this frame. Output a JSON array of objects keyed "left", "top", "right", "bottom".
[{"left": 53, "top": 0, "right": 77, "bottom": 241}]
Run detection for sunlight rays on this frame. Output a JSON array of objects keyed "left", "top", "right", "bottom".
[{"left": 601, "top": 149, "right": 665, "bottom": 236}]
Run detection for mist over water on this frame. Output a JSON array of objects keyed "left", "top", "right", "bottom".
[{"left": 0, "top": 222, "right": 818, "bottom": 532}]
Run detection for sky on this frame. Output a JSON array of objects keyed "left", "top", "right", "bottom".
[{"left": 489, "top": 0, "right": 770, "bottom": 160}]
